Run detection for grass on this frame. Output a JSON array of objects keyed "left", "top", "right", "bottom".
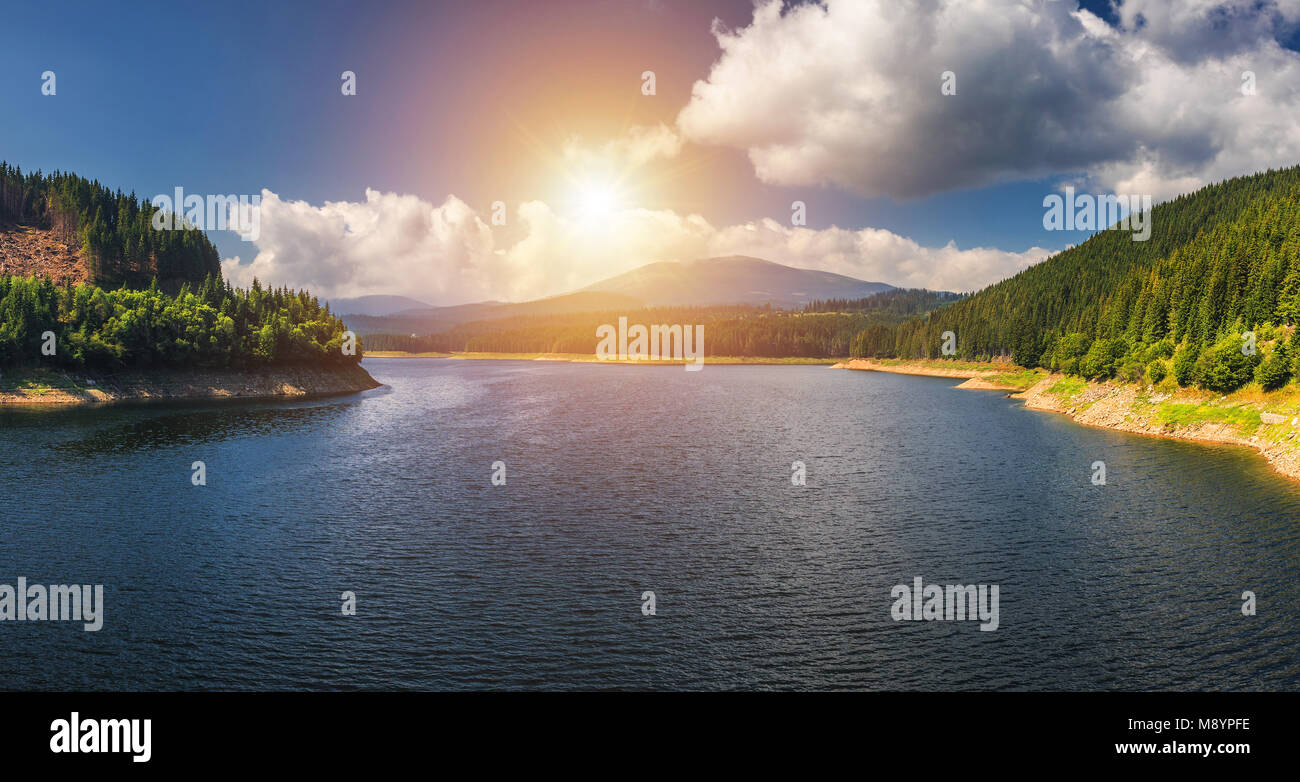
[
  {"left": 1154, "top": 401, "right": 1262, "bottom": 435},
  {"left": 844, "top": 358, "right": 1046, "bottom": 390},
  {"left": 0, "top": 368, "right": 88, "bottom": 395},
  {"left": 868, "top": 357, "right": 1020, "bottom": 372},
  {"left": 984, "top": 368, "right": 1048, "bottom": 391},
  {"left": 1046, "top": 376, "right": 1087, "bottom": 397}
]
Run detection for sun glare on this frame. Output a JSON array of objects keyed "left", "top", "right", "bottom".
[{"left": 572, "top": 179, "right": 622, "bottom": 222}]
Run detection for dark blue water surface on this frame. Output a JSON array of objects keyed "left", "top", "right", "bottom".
[{"left": 1, "top": 358, "right": 1297, "bottom": 690}]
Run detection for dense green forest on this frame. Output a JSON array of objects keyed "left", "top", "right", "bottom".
[
  {"left": 0, "top": 162, "right": 220, "bottom": 288},
  {"left": 0, "top": 274, "right": 360, "bottom": 370},
  {"left": 854, "top": 166, "right": 1300, "bottom": 393},
  {"left": 802, "top": 289, "right": 963, "bottom": 315},
  {"left": 360, "top": 289, "right": 959, "bottom": 357}
]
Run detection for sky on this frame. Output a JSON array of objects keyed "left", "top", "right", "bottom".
[{"left": 4, "top": 0, "right": 1300, "bottom": 304}]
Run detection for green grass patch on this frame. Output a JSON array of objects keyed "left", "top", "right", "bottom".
[
  {"left": 1046, "top": 377, "right": 1087, "bottom": 397},
  {"left": 0, "top": 369, "right": 87, "bottom": 395},
  {"left": 985, "top": 368, "right": 1047, "bottom": 391},
  {"left": 1155, "top": 402, "right": 1262, "bottom": 434}
]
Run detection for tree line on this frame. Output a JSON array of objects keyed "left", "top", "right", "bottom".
[
  {"left": 0, "top": 162, "right": 220, "bottom": 289},
  {"left": 0, "top": 274, "right": 360, "bottom": 370},
  {"left": 851, "top": 165, "right": 1300, "bottom": 394},
  {"left": 360, "top": 289, "right": 959, "bottom": 357}
]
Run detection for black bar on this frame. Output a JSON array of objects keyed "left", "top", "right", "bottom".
[{"left": 0, "top": 692, "right": 1289, "bottom": 770}]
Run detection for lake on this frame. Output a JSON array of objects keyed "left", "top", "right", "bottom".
[{"left": 1, "top": 358, "right": 1297, "bottom": 690}]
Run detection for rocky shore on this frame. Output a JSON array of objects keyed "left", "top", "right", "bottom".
[
  {"left": 1014, "top": 376, "right": 1300, "bottom": 482},
  {"left": 833, "top": 358, "right": 1300, "bottom": 482},
  {"left": 0, "top": 363, "right": 381, "bottom": 406}
]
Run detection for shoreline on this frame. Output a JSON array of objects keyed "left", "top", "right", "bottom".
[
  {"left": 1014, "top": 376, "right": 1300, "bottom": 483},
  {"left": 364, "top": 351, "right": 843, "bottom": 365},
  {"left": 0, "top": 364, "right": 381, "bottom": 407},
  {"left": 829, "top": 357, "right": 1045, "bottom": 391},
  {"left": 833, "top": 357, "right": 1300, "bottom": 482}
]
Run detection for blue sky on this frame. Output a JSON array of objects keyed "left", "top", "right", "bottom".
[{"left": 4, "top": 0, "right": 1300, "bottom": 303}]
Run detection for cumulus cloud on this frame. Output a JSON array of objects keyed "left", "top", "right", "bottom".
[
  {"left": 221, "top": 189, "right": 1046, "bottom": 303},
  {"left": 220, "top": 189, "right": 504, "bottom": 303},
  {"left": 1115, "top": 0, "right": 1300, "bottom": 63},
  {"left": 706, "top": 219, "right": 1048, "bottom": 292},
  {"left": 676, "top": 0, "right": 1300, "bottom": 200}
]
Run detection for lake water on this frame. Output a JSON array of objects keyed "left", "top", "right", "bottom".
[{"left": 1, "top": 358, "right": 1297, "bottom": 690}]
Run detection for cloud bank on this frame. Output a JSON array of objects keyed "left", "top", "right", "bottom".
[
  {"left": 221, "top": 189, "right": 1048, "bottom": 303},
  {"left": 227, "top": 1, "right": 1300, "bottom": 303},
  {"left": 676, "top": 0, "right": 1300, "bottom": 200}
]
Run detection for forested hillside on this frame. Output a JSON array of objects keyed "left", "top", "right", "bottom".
[
  {"left": 859, "top": 166, "right": 1300, "bottom": 393},
  {"left": 0, "top": 274, "right": 360, "bottom": 370},
  {"left": 0, "top": 163, "right": 220, "bottom": 289},
  {"left": 361, "top": 289, "right": 958, "bottom": 357}
]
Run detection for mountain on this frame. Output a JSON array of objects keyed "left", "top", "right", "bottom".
[
  {"left": 329, "top": 294, "right": 432, "bottom": 317},
  {"left": 342, "top": 290, "right": 646, "bottom": 336},
  {"left": 344, "top": 257, "right": 895, "bottom": 337},
  {"left": 363, "top": 287, "right": 960, "bottom": 357},
  {"left": 874, "top": 165, "right": 1300, "bottom": 392},
  {"left": 580, "top": 255, "right": 893, "bottom": 307}
]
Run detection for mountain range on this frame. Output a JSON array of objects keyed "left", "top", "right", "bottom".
[
  {"left": 338, "top": 255, "right": 895, "bottom": 334},
  {"left": 577, "top": 255, "right": 893, "bottom": 307}
]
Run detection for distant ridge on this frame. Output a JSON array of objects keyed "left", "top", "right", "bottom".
[
  {"left": 329, "top": 294, "right": 432, "bottom": 317},
  {"left": 341, "top": 290, "right": 646, "bottom": 336},
  {"left": 579, "top": 255, "right": 894, "bottom": 307},
  {"left": 342, "top": 256, "right": 899, "bottom": 335}
]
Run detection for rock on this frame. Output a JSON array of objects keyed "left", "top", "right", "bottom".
[{"left": 1261, "top": 412, "right": 1286, "bottom": 424}]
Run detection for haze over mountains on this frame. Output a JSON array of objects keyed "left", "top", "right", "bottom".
[
  {"left": 578, "top": 256, "right": 893, "bottom": 307},
  {"left": 340, "top": 290, "right": 647, "bottom": 337},
  {"left": 339, "top": 255, "right": 897, "bottom": 334},
  {"left": 328, "top": 294, "right": 432, "bottom": 317}
]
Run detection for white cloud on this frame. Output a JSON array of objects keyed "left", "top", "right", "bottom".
[
  {"left": 220, "top": 188, "right": 503, "bottom": 304},
  {"left": 1114, "top": 0, "right": 1300, "bottom": 63},
  {"left": 221, "top": 188, "right": 1047, "bottom": 303},
  {"left": 706, "top": 219, "right": 1048, "bottom": 292},
  {"left": 676, "top": 0, "right": 1300, "bottom": 200},
  {"left": 564, "top": 123, "right": 683, "bottom": 170}
]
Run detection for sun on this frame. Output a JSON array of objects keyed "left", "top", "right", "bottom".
[{"left": 572, "top": 178, "right": 623, "bottom": 222}]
